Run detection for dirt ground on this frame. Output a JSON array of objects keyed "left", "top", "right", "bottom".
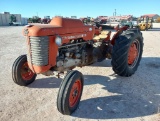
[{"left": 0, "top": 24, "right": 160, "bottom": 121}]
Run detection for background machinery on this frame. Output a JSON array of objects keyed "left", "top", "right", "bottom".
[
  {"left": 41, "top": 16, "right": 51, "bottom": 24},
  {"left": 28, "top": 16, "right": 41, "bottom": 23},
  {"left": 137, "top": 16, "right": 153, "bottom": 31}
]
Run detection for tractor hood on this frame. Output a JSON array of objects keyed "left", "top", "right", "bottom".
[
  {"left": 23, "top": 24, "right": 61, "bottom": 36},
  {"left": 23, "top": 17, "right": 94, "bottom": 37}
]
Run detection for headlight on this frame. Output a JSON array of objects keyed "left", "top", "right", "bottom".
[{"left": 55, "top": 35, "right": 62, "bottom": 46}]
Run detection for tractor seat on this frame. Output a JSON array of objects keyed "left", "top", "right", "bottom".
[{"left": 93, "top": 30, "right": 110, "bottom": 41}]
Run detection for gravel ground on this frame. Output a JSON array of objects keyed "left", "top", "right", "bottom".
[{"left": 0, "top": 24, "right": 160, "bottom": 121}]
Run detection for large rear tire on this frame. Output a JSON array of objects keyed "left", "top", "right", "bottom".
[
  {"left": 57, "top": 70, "right": 84, "bottom": 115},
  {"left": 12, "top": 55, "right": 36, "bottom": 86},
  {"left": 111, "top": 29, "right": 143, "bottom": 76}
]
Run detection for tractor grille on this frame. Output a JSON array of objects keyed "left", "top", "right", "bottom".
[{"left": 28, "top": 36, "right": 49, "bottom": 66}]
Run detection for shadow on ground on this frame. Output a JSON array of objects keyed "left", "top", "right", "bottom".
[
  {"left": 28, "top": 77, "right": 62, "bottom": 88},
  {"left": 28, "top": 59, "right": 111, "bottom": 89},
  {"left": 27, "top": 57, "right": 160, "bottom": 119},
  {"left": 147, "top": 28, "right": 160, "bottom": 31},
  {"left": 88, "top": 59, "right": 112, "bottom": 67},
  {"left": 72, "top": 57, "right": 160, "bottom": 119}
]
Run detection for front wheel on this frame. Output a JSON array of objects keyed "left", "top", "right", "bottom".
[
  {"left": 57, "top": 70, "right": 84, "bottom": 115},
  {"left": 12, "top": 55, "right": 37, "bottom": 86},
  {"left": 111, "top": 29, "right": 143, "bottom": 76}
]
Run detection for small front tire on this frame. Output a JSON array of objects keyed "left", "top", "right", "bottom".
[
  {"left": 12, "top": 55, "right": 36, "bottom": 86},
  {"left": 57, "top": 70, "right": 84, "bottom": 115}
]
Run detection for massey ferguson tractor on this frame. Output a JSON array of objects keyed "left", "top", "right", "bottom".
[{"left": 12, "top": 17, "right": 143, "bottom": 115}]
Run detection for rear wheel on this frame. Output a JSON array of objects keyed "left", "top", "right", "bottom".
[
  {"left": 12, "top": 55, "right": 36, "bottom": 86},
  {"left": 57, "top": 70, "right": 84, "bottom": 115},
  {"left": 111, "top": 29, "right": 143, "bottom": 76}
]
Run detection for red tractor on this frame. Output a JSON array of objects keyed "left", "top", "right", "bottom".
[{"left": 12, "top": 17, "right": 143, "bottom": 115}]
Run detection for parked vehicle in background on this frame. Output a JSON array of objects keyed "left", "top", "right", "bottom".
[
  {"left": 119, "top": 17, "right": 139, "bottom": 29},
  {"left": 95, "top": 16, "right": 107, "bottom": 24},
  {"left": 28, "top": 16, "right": 41, "bottom": 23},
  {"left": 100, "top": 19, "right": 107, "bottom": 24},
  {"left": 131, "top": 17, "right": 138, "bottom": 28},
  {"left": 41, "top": 16, "right": 51, "bottom": 24},
  {"left": 9, "top": 22, "right": 21, "bottom": 26},
  {"left": 137, "top": 16, "right": 153, "bottom": 31},
  {"left": 148, "top": 17, "right": 153, "bottom": 29},
  {"left": 9, "top": 14, "right": 21, "bottom": 26},
  {"left": 80, "top": 17, "right": 94, "bottom": 25},
  {"left": 119, "top": 20, "right": 133, "bottom": 28}
]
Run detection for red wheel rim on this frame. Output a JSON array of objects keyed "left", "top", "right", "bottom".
[
  {"left": 21, "top": 62, "right": 35, "bottom": 80},
  {"left": 128, "top": 40, "right": 139, "bottom": 67},
  {"left": 69, "top": 79, "right": 82, "bottom": 107}
]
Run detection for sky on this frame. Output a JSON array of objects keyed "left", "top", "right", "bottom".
[{"left": 0, "top": 0, "right": 159, "bottom": 18}]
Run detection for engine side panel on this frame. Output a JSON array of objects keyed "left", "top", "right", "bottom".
[{"left": 27, "top": 36, "right": 58, "bottom": 73}]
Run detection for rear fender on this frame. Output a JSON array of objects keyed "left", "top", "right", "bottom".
[{"left": 111, "top": 26, "right": 128, "bottom": 45}]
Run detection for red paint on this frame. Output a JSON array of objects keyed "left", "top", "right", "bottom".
[
  {"left": 128, "top": 43, "right": 138, "bottom": 65},
  {"left": 69, "top": 79, "right": 82, "bottom": 107},
  {"left": 21, "top": 62, "right": 35, "bottom": 80}
]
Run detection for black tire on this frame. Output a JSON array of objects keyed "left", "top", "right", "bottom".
[
  {"left": 57, "top": 70, "right": 84, "bottom": 115},
  {"left": 12, "top": 55, "right": 36, "bottom": 86},
  {"left": 111, "top": 29, "right": 143, "bottom": 76}
]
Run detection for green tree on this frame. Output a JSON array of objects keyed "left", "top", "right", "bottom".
[{"left": 10, "top": 15, "right": 16, "bottom": 22}]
